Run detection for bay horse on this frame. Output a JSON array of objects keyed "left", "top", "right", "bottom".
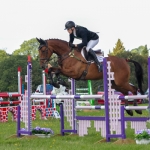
[{"left": 36, "top": 38, "right": 144, "bottom": 116}]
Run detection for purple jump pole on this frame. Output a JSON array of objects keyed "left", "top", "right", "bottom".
[
  {"left": 27, "top": 59, "right": 32, "bottom": 134},
  {"left": 60, "top": 104, "right": 65, "bottom": 135},
  {"left": 71, "top": 79, "right": 77, "bottom": 134},
  {"left": 103, "top": 58, "right": 110, "bottom": 142},
  {"left": 17, "top": 105, "right": 21, "bottom": 137},
  {"left": 121, "top": 106, "right": 126, "bottom": 139},
  {"left": 17, "top": 56, "right": 32, "bottom": 137},
  {"left": 60, "top": 78, "right": 77, "bottom": 135},
  {"left": 148, "top": 52, "right": 150, "bottom": 117}
]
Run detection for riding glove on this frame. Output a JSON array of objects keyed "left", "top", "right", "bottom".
[{"left": 69, "top": 42, "right": 75, "bottom": 48}]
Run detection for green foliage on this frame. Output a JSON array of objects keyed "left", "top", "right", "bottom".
[
  {"left": 12, "top": 38, "right": 39, "bottom": 59},
  {"left": 131, "top": 45, "right": 148, "bottom": 57},
  {"left": 135, "top": 129, "right": 150, "bottom": 140},
  {"left": 110, "top": 39, "right": 125, "bottom": 55},
  {"left": 0, "top": 49, "right": 10, "bottom": 62},
  {"left": 0, "top": 55, "right": 42, "bottom": 92}
]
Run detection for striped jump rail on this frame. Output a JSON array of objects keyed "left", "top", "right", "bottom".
[
  {"left": 0, "top": 93, "right": 22, "bottom": 98},
  {"left": 31, "top": 94, "right": 103, "bottom": 99},
  {"left": 0, "top": 101, "right": 21, "bottom": 105}
]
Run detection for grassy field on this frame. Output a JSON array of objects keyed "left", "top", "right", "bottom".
[{"left": 0, "top": 107, "right": 150, "bottom": 150}]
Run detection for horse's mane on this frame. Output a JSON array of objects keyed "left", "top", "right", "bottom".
[
  {"left": 37, "top": 37, "right": 68, "bottom": 50},
  {"left": 46, "top": 38, "right": 68, "bottom": 44}
]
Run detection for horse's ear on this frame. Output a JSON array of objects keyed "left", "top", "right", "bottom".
[
  {"left": 36, "top": 38, "right": 46, "bottom": 45},
  {"left": 36, "top": 37, "right": 40, "bottom": 43},
  {"left": 40, "top": 38, "right": 47, "bottom": 45}
]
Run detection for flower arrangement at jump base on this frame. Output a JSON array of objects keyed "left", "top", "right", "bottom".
[
  {"left": 32, "top": 126, "right": 54, "bottom": 138},
  {"left": 135, "top": 129, "right": 150, "bottom": 144}
]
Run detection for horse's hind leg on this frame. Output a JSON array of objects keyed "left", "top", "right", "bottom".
[
  {"left": 118, "top": 82, "right": 142, "bottom": 115},
  {"left": 111, "top": 81, "right": 133, "bottom": 116},
  {"left": 129, "top": 84, "right": 142, "bottom": 115}
]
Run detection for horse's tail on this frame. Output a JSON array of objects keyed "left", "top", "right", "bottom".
[{"left": 126, "top": 59, "right": 144, "bottom": 94}]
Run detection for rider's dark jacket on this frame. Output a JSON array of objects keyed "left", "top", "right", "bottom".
[{"left": 69, "top": 25, "right": 99, "bottom": 50}]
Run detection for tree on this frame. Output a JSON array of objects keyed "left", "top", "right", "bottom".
[
  {"left": 131, "top": 45, "right": 148, "bottom": 57},
  {"left": 0, "top": 49, "right": 9, "bottom": 62},
  {"left": 141, "top": 45, "right": 148, "bottom": 57},
  {"left": 12, "top": 38, "right": 39, "bottom": 59},
  {"left": 110, "top": 39, "right": 125, "bottom": 55},
  {"left": 0, "top": 55, "right": 42, "bottom": 92}
]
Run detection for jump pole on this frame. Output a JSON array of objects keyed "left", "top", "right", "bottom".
[{"left": 17, "top": 56, "right": 32, "bottom": 136}]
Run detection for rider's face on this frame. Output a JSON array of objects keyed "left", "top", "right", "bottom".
[
  {"left": 67, "top": 28, "right": 72, "bottom": 34},
  {"left": 67, "top": 27, "right": 74, "bottom": 34}
]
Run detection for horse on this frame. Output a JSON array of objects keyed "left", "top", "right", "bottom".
[{"left": 36, "top": 38, "right": 144, "bottom": 116}]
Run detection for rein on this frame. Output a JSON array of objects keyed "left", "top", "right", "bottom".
[
  {"left": 69, "top": 49, "right": 88, "bottom": 64},
  {"left": 59, "top": 48, "right": 91, "bottom": 79},
  {"left": 59, "top": 49, "right": 88, "bottom": 65}
]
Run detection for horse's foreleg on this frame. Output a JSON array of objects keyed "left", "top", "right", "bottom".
[
  {"left": 48, "top": 67, "right": 61, "bottom": 73},
  {"left": 48, "top": 67, "right": 69, "bottom": 87},
  {"left": 55, "top": 73, "right": 69, "bottom": 87},
  {"left": 47, "top": 68, "right": 60, "bottom": 88}
]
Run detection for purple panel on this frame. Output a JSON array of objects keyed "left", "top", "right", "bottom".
[
  {"left": 108, "top": 134, "right": 123, "bottom": 138},
  {"left": 17, "top": 105, "right": 21, "bottom": 137},
  {"left": 76, "top": 116, "right": 105, "bottom": 120},
  {"left": 95, "top": 106, "right": 102, "bottom": 109},
  {"left": 60, "top": 104, "right": 65, "bottom": 136},
  {"left": 103, "top": 58, "right": 110, "bottom": 142},
  {"left": 27, "top": 62, "right": 32, "bottom": 133},
  {"left": 62, "top": 129, "right": 77, "bottom": 133},
  {"left": 121, "top": 106, "right": 126, "bottom": 139},
  {"left": 124, "top": 117, "right": 148, "bottom": 121},
  {"left": 19, "top": 131, "right": 32, "bottom": 134},
  {"left": 148, "top": 57, "right": 150, "bottom": 110},
  {"left": 71, "top": 79, "right": 76, "bottom": 133},
  {"left": 74, "top": 95, "right": 81, "bottom": 99},
  {"left": 51, "top": 95, "right": 56, "bottom": 99},
  {"left": 118, "top": 96, "right": 125, "bottom": 100}
]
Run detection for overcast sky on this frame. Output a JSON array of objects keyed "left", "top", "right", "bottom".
[{"left": 0, "top": 0, "right": 150, "bottom": 56}]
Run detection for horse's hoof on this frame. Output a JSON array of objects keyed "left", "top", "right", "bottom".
[
  {"left": 52, "top": 83, "right": 60, "bottom": 88},
  {"left": 126, "top": 110, "right": 133, "bottom": 116},
  {"left": 135, "top": 110, "right": 142, "bottom": 115}
]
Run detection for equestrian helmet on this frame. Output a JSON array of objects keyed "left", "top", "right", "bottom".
[{"left": 64, "top": 21, "right": 75, "bottom": 30}]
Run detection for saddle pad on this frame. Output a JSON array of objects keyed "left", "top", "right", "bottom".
[{"left": 81, "top": 49, "right": 104, "bottom": 63}]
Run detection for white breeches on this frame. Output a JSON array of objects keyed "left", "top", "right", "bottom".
[{"left": 86, "top": 38, "right": 99, "bottom": 52}]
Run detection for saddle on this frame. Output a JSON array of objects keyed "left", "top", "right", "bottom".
[{"left": 82, "top": 47, "right": 102, "bottom": 61}]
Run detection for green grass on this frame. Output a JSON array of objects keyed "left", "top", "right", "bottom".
[{"left": 0, "top": 106, "right": 150, "bottom": 150}]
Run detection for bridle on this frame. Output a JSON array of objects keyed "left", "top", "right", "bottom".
[{"left": 38, "top": 42, "right": 53, "bottom": 68}]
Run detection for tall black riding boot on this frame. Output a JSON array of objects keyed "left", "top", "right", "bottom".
[{"left": 88, "top": 49, "right": 102, "bottom": 72}]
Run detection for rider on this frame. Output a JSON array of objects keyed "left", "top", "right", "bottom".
[{"left": 64, "top": 21, "right": 102, "bottom": 72}]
